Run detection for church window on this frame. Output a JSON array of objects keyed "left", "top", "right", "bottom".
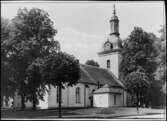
[
  {"left": 76, "top": 87, "right": 80, "bottom": 104},
  {"left": 114, "top": 94, "right": 116, "bottom": 105},
  {"left": 107, "top": 60, "right": 110, "bottom": 68}
]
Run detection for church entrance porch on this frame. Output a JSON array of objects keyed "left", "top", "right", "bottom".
[{"left": 93, "top": 84, "right": 125, "bottom": 107}]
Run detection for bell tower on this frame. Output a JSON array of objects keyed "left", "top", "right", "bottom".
[{"left": 98, "top": 5, "right": 122, "bottom": 79}]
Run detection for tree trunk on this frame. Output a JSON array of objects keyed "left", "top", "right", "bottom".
[
  {"left": 21, "top": 94, "right": 25, "bottom": 110},
  {"left": 58, "top": 83, "right": 62, "bottom": 118},
  {"left": 32, "top": 92, "right": 36, "bottom": 110},
  {"left": 136, "top": 92, "right": 139, "bottom": 114}
]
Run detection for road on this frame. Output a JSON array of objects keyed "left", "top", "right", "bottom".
[{"left": 116, "top": 113, "right": 166, "bottom": 119}]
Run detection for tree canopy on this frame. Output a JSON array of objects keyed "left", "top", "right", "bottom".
[
  {"left": 120, "top": 27, "right": 159, "bottom": 108},
  {"left": 42, "top": 52, "right": 80, "bottom": 87},
  {"left": 85, "top": 59, "right": 100, "bottom": 67},
  {"left": 1, "top": 8, "right": 57, "bottom": 109},
  {"left": 1, "top": 17, "right": 17, "bottom": 106},
  {"left": 41, "top": 52, "right": 80, "bottom": 117}
]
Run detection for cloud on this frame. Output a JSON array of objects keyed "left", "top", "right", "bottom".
[{"left": 55, "top": 27, "right": 105, "bottom": 64}]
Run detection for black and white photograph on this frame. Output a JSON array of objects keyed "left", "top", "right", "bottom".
[{"left": 1, "top": 1, "right": 166, "bottom": 120}]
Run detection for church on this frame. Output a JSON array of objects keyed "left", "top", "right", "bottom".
[{"left": 13, "top": 5, "right": 127, "bottom": 109}]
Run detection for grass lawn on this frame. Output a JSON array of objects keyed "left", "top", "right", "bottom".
[{"left": 1, "top": 107, "right": 165, "bottom": 119}]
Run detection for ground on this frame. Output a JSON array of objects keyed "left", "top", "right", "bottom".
[{"left": 1, "top": 107, "right": 166, "bottom": 119}]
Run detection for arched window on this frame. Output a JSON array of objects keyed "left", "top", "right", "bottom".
[
  {"left": 76, "top": 87, "right": 80, "bottom": 104},
  {"left": 107, "top": 60, "right": 110, "bottom": 68}
]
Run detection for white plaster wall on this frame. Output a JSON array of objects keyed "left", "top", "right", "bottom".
[
  {"left": 48, "top": 85, "right": 69, "bottom": 108},
  {"left": 109, "top": 93, "right": 123, "bottom": 107},
  {"left": 13, "top": 83, "right": 98, "bottom": 109},
  {"left": 13, "top": 90, "right": 49, "bottom": 109},
  {"left": 123, "top": 91, "right": 127, "bottom": 106},
  {"left": 68, "top": 83, "right": 85, "bottom": 107},
  {"left": 38, "top": 92, "right": 49, "bottom": 109},
  {"left": 13, "top": 93, "right": 33, "bottom": 108},
  {"left": 99, "top": 53, "right": 120, "bottom": 78},
  {"left": 2, "top": 96, "right": 13, "bottom": 108},
  {"left": 48, "top": 83, "right": 98, "bottom": 108},
  {"left": 13, "top": 92, "right": 22, "bottom": 108},
  {"left": 93, "top": 94, "right": 109, "bottom": 107}
]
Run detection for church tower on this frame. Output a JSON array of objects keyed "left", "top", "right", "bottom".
[{"left": 98, "top": 5, "right": 122, "bottom": 78}]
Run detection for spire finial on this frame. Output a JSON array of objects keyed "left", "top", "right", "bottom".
[{"left": 113, "top": 4, "right": 116, "bottom": 16}]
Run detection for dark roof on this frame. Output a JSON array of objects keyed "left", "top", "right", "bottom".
[
  {"left": 79, "top": 64, "right": 124, "bottom": 88},
  {"left": 94, "top": 84, "right": 123, "bottom": 94}
]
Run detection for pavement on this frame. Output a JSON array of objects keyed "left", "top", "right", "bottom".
[{"left": 1, "top": 107, "right": 166, "bottom": 119}]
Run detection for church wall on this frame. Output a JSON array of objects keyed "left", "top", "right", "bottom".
[
  {"left": 123, "top": 91, "right": 127, "bottom": 106},
  {"left": 13, "top": 90, "right": 49, "bottom": 109},
  {"left": 13, "top": 83, "right": 97, "bottom": 109},
  {"left": 13, "top": 91, "right": 33, "bottom": 108},
  {"left": 99, "top": 53, "right": 120, "bottom": 78},
  {"left": 2, "top": 96, "right": 13, "bottom": 108},
  {"left": 48, "top": 83, "right": 97, "bottom": 108},
  {"left": 13, "top": 92, "right": 21, "bottom": 108},
  {"left": 109, "top": 93, "right": 123, "bottom": 107},
  {"left": 38, "top": 92, "right": 49, "bottom": 109},
  {"left": 93, "top": 93, "right": 109, "bottom": 107},
  {"left": 68, "top": 83, "right": 85, "bottom": 107}
]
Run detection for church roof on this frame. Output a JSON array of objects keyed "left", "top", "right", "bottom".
[
  {"left": 93, "top": 84, "right": 123, "bottom": 94},
  {"left": 79, "top": 64, "right": 124, "bottom": 88}
]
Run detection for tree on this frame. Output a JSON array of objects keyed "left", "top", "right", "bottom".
[
  {"left": 85, "top": 59, "right": 100, "bottom": 67},
  {"left": 156, "top": 25, "right": 166, "bottom": 93},
  {"left": 125, "top": 68, "right": 150, "bottom": 112},
  {"left": 41, "top": 52, "right": 80, "bottom": 118},
  {"left": 1, "top": 17, "right": 17, "bottom": 107},
  {"left": 25, "top": 58, "right": 46, "bottom": 110},
  {"left": 154, "top": 25, "right": 166, "bottom": 107},
  {"left": 120, "top": 27, "right": 158, "bottom": 108},
  {"left": 8, "top": 8, "right": 57, "bottom": 109}
]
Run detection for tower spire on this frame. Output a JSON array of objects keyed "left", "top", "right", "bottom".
[{"left": 113, "top": 4, "right": 116, "bottom": 16}]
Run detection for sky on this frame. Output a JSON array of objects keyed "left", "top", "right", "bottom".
[{"left": 1, "top": 1, "right": 165, "bottom": 64}]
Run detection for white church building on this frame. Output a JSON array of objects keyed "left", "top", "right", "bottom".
[{"left": 13, "top": 5, "right": 127, "bottom": 109}]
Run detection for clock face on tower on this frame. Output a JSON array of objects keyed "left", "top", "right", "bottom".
[{"left": 104, "top": 41, "right": 113, "bottom": 51}]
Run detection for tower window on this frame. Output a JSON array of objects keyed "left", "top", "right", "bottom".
[
  {"left": 76, "top": 87, "right": 80, "bottom": 104},
  {"left": 107, "top": 60, "right": 110, "bottom": 68},
  {"left": 110, "top": 43, "right": 113, "bottom": 49}
]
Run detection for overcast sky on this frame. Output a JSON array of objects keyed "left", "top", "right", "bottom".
[{"left": 1, "top": 1, "right": 165, "bottom": 64}]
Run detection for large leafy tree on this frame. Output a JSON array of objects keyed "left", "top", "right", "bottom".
[
  {"left": 156, "top": 25, "right": 166, "bottom": 92},
  {"left": 153, "top": 25, "right": 166, "bottom": 107},
  {"left": 8, "top": 8, "right": 57, "bottom": 109},
  {"left": 1, "top": 18, "right": 17, "bottom": 107},
  {"left": 120, "top": 27, "right": 158, "bottom": 108},
  {"left": 42, "top": 52, "right": 80, "bottom": 117},
  {"left": 124, "top": 68, "right": 150, "bottom": 112},
  {"left": 25, "top": 58, "right": 46, "bottom": 110},
  {"left": 85, "top": 59, "right": 100, "bottom": 67}
]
